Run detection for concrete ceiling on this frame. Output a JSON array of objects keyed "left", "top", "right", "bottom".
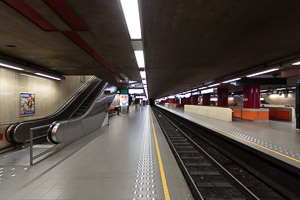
[
  {"left": 1, "top": 1, "right": 300, "bottom": 99},
  {"left": 0, "top": 0, "right": 140, "bottom": 83},
  {"left": 141, "top": 0, "right": 300, "bottom": 98}
]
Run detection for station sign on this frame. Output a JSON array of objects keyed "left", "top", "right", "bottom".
[
  {"left": 192, "top": 91, "right": 200, "bottom": 95},
  {"left": 201, "top": 88, "right": 214, "bottom": 94},
  {"left": 128, "top": 89, "right": 144, "bottom": 94}
]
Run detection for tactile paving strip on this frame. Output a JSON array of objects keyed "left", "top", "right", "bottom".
[{"left": 131, "top": 120, "right": 158, "bottom": 200}]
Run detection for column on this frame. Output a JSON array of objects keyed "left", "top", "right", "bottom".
[
  {"left": 243, "top": 85, "right": 260, "bottom": 108},
  {"left": 202, "top": 94, "right": 211, "bottom": 106},
  {"left": 217, "top": 88, "right": 228, "bottom": 107},
  {"left": 191, "top": 95, "right": 199, "bottom": 105},
  {"left": 296, "top": 79, "right": 300, "bottom": 129}
]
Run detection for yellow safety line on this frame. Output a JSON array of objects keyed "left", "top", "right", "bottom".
[
  {"left": 177, "top": 113, "right": 300, "bottom": 163},
  {"left": 150, "top": 110, "right": 171, "bottom": 200}
]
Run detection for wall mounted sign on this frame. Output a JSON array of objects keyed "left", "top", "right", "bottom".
[{"left": 20, "top": 93, "right": 35, "bottom": 116}]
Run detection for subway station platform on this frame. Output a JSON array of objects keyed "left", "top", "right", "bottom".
[
  {"left": 157, "top": 105, "right": 300, "bottom": 169},
  {"left": 0, "top": 106, "right": 192, "bottom": 200}
]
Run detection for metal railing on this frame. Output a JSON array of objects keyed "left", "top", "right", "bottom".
[{"left": 29, "top": 124, "right": 62, "bottom": 165}]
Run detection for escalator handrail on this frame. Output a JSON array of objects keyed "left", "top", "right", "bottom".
[{"left": 68, "top": 80, "right": 102, "bottom": 119}]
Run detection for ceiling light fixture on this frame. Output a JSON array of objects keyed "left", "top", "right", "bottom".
[
  {"left": 120, "top": 0, "right": 142, "bottom": 39},
  {"left": 198, "top": 86, "right": 207, "bottom": 90},
  {"left": 134, "top": 50, "right": 145, "bottom": 68},
  {"left": 140, "top": 71, "right": 146, "bottom": 79},
  {"left": 142, "top": 79, "right": 147, "bottom": 84},
  {"left": 222, "top": 78, "right": 241, "bottom": 83},
  {"left": 35, "top": 73, "right": 61, "bottom": 80},
  {"left": 246, "top": 68, "right": 279, "bottom": 77},
  {"left": 0, "top": 62, "right": 24, "bottom": 71},
  {"left": 276, "top": 88, "right": 286, "bottom": 91},
  {"left": 208, "top": 83, "right": 220, "bottom": 87},
  {"left": 292, "top": 61, "right": 300, "bottom": 66}
]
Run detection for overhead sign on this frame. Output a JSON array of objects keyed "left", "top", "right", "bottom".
[
  {"left": 20, "top": 93, "right": 35, "bottom": 116},
  {"left": 128, "top": 89, "right": 144, "bottom": 94},
  {"left": 192, "top": 91, "right": 200, "bottom": 95},
  {"left": 120, "top": 89, "right": 128, "bottom": 94},
  {"left": 120, "top": 94, "right": 129, "bottom": 106},
  {"left": 201, "top": 88, "right": 214, "bottom": 94}
]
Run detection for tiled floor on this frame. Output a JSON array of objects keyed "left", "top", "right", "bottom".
[
  {"left": 157, "top": 105, "right": 300, "bottom": 168},
  {"left": 0, "top": 106, "right": 192, "bottom": 200}
]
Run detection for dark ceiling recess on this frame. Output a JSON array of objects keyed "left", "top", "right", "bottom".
[{"left": 5, "top": 45, "right": 16, "bottom": 47}]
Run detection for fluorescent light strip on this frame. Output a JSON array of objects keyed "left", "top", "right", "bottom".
[
  {"left": 222, "top": 78, "right": 241, "bottom": 83},
  {"left": 198, "top": 86, "right": 207, "bottom": 90},
  {"left": 134, "top": 50, "right": 145, "bottom": 68},
  {"left": 35, "top": 73, "right": 61, "bottom": 80},
  {"left": 292, "top": 61, "right": 300, "bottom": 66},
  {"left": 142, "top": 79, "right": 147, "bottom": 84},
  {"left": 208, "top": 83, "right": 220, "bottom": 87},
  {"left": 140, "top": 71, "right": 146, "bottom": 79},
  {"left": 260, "top": 90, "right": 268, "bottom": 92},
  {"left": 20, "top": 73, "right": 44, "bottom": 79},
  {"left": 246, "top": 68, "right": 279, "bottom": 77},
  {"left": 192, "top": 89, "right": 197, "bottom": 92},
  {"left": 276, "top": 88, "right": 286, "bottom": 90},
  {"left": 120, "top": 0, "right": 142, "bottom": 39},
  {"left": 0, "top": 62, "right": 24, "bottom": 71}
]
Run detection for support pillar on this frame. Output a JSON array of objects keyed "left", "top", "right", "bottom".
[
  {"left": 181, "top": 98, "right": 186, "bottom": 107},
  {"left": 202, "top": 94, "right": 211, "bottom": 106},
  {"left": 243, "top": 85, "right": 260, "bottom": 108},
  {"left": 296, "top": 79, "right": 300, "bottom": 129},
  {"left": 191, "top": 95, "right": 199, "bottom": 105},
  {"left": 186, "top": 97, "right": 191, "bottom": 105},
  {"left": 217, "top": 88, "right": 228, "bottom": 107}
]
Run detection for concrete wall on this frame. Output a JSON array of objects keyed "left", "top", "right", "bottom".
[
  {"left": 0, "top": 68, "right": 90, "bottom": 124},
  {"left": 262, "top": 93, "right": 295, "bottom": 107},
  {"left": 184, "top": 105, "right": 232, "bottom": 121}
]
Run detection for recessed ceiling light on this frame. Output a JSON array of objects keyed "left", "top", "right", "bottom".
[
  {"left": 134, "top": 50, "right": 145, "bottom": 68},
  {"left": 120, "top": 0, "right": 142, "bottom": 39},
  {"left": 246, "top": 68, "right": 279, "bottom": 77},
  {"left": 140, "top": 71, "right": 146, "bottom": 79}
]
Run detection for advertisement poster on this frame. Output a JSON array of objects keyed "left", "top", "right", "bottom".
[
  {"left": 20, "top": 93, "right": 35, "bottom": 116},
  {"left": 120, "top": 94, "right": 129, "bottom": 106}
]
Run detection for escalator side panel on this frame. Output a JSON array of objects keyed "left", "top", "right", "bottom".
[
  {"left": 50, "top": 83, "right": 116, "bottom": 147},
  {"left": 11, "top": 77, "right": 101, "bottom": 143}
]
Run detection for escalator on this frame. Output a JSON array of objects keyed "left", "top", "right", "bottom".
[
  {"left": 70, "top": 83, "right": 104, "bottom": 118},
  {"left": 5, "top": 76, "right": 104, "bottom": 144}
]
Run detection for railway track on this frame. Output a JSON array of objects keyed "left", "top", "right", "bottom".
[{"left": 152, "top": 106, "right": 289, "bottom": 200}]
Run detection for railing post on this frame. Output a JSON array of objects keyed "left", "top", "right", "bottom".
[{"left": 30, "top": 128, "right": 33, "bottom": 165}]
